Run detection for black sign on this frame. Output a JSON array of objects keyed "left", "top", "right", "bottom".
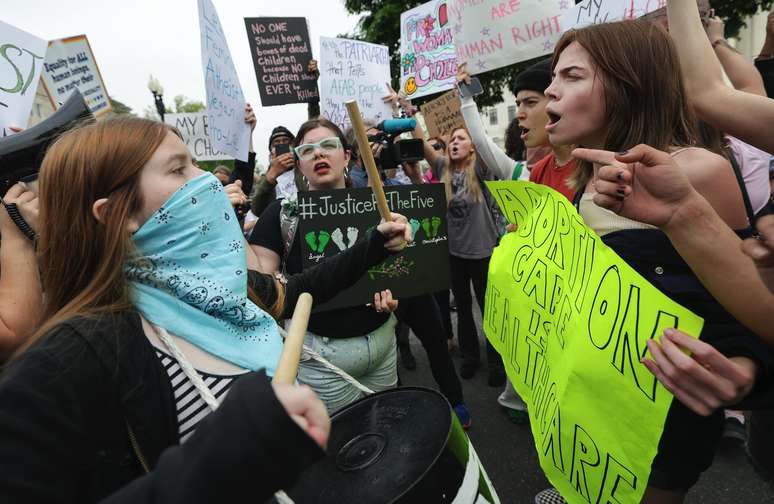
[
  {"left": 244, "top": 17, "right": 319, "bottom": 106},
  {"left": 298, "top": 184, "right": 450, "bottom": 311}
]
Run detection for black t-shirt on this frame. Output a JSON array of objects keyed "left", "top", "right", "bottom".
[{"left": 249, "top": 200, "right": 389, "bottom": 338}]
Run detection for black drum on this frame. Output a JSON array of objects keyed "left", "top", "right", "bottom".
[{"left": 284, "top": 387, "right": 499, "bottom": 503}]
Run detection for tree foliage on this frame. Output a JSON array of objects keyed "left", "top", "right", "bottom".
[
  {"left": 343, "top": 0, "right": 774, "bottom": 107},
  {"left": 143, "top": 94, "right": 206, "bottom": 120},
  {"left": 171, "top": 95, "right": 206, "bottom": 113}
]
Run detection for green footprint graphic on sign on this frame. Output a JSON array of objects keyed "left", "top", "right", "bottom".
[
  {"left": 420, "top": 217, "right": 443, "bottom": 238},
  {"left": 305, "top": 231, "right": 331, "bottom": 253},
  {"left": 431, "top": 216, "right": 441, "bottom": 237},
  {"left": 409, "top": 219, "right": 421, "bottom": 241}
]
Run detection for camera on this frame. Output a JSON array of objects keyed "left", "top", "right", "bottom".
[{"left": 366, "top": 118, "right": 424, "bottom": 171}]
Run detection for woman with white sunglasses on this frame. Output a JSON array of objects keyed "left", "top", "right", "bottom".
[{"left": 249, "top": 117, "right": 402, "bottom": 412}]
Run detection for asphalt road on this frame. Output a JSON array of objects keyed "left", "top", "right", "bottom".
[{"left": 398, "top": 312, "right": 773, "bottom": 504}]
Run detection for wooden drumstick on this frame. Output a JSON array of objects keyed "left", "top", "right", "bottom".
[
  {"left": 272, "top": 292, "right": 313, "bottom": 385},
  {"left": 345, "top": 100, "right": 406, "bottom": 250},
  {"left": 345, "top": 100, "right": 392, "bottom": 222}
]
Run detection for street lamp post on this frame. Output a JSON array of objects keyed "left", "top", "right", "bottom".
[{"left": 147, "top": 75, "right": 166, "bottom": 122}]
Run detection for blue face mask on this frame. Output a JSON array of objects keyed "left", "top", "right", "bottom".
[{"left": 126, "top": 172, "right": 282, "bottom": 374}]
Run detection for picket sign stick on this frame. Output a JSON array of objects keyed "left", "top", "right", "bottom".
[
  {"left": 345, "top": 100, "right": 392, "bottom": 221},
  {"left": 272, "top": 292, "right": 313, "bottom": 385}
]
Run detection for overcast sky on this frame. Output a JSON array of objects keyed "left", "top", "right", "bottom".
[{"left": 4, "top": 0, "right": 362, "bottom": 167}]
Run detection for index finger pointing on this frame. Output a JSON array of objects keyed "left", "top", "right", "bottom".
[{"left": 571, "top": 148, "right": 620, "bottom": 167}]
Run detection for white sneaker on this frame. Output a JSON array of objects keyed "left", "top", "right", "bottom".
[
  {"left": 497, "top": 380, "right": 527, "bottom": 411},
  {"left": 534, "top": 488, "right": 566, "bottom": 504}
]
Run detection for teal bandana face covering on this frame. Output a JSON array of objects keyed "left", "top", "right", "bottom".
[{"left": 126, "top": 172, "right": 282, "bottom": 374}]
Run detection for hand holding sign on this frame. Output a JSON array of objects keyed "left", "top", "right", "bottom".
[
  {"left": 376, "top": 212, "right": 413, "bottom": 252},
  {"left": 572, "top": 145, "right": 699, "bottom": 229},
  {"left": 456, "top": 61, "right": 471, "bottom": 86},
  {"left": 373, "top": 289, "right": 399, "bottom": 313},
  {"left": 643, "top": 329, "right": 757, "bottom": 417},
  {"left": 245, "top": 103, "right": 257, "bottom": 132}
]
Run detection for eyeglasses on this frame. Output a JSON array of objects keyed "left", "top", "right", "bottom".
[
  {"left": 294, "top": 137, "right": 342, "bottom": 160},
  {"left": 431, "top": 143, "right": 444, "bottom": 151}
]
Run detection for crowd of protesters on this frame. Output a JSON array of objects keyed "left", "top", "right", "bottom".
[{"left": 1, "top": 0, "right": 774, "bottom": 502}]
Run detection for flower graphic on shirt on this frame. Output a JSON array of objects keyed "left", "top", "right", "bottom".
[
  {"left": 198, "top": 220, "right": 211, "bottom": 235},
  {"left": 209, "top": 181, "right": 223, "bottom": 193},
  {"left": 229, "top": 240, "right": 243, "bottom": 252}
]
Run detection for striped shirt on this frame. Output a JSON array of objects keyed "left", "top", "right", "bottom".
[{"left": 155, "top": 349, "right": 242, "bottom": 442}]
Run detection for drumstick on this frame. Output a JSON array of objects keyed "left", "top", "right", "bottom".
[
  {"left": 345, "top": 100, "right": 406, "bottom": 250},
  {"left": 345, "top": 100, "right": 392, "bottom": 222},
  {"left": 272, "top": 292, "right": 313, "bottom": 385}
]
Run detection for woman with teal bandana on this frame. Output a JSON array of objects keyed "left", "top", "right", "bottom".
[{"left": 0, "top": 117, "right": 411, "bottom": 503}]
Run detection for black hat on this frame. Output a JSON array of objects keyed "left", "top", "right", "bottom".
[
  {"left": 511, "top": 58, "right": 552, "bottom": 97},
  {"left": 268, "top": 126, "right": 294, "bottom": 149}
]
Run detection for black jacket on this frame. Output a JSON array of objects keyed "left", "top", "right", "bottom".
[{"left": 0, "top": 230, "right": 391, "bottom": 503}]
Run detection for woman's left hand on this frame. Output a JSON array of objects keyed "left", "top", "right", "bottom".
[
  {"left": 376, "top": 212, "right": 412, "bottom": 251},
  {"left": 244, "top": 103, "right": 257, "bottom": 132},
  {"left": 456, "top": 62, "right": 471, "bottom": 85},
  {"left": 642, "top": 328, "right": 757, "bottom": 416},
  {"left": 373, "top": 289, "right": 398, "bottom": 313},
  {"left": 307, "top": 59, "right": 319, "bottom": 79},
  {"left": 224, "top": 180, "right": 248, "bottom": 207},
  {"left": 382, "top": 82, "right": 399, "bottom": 106},
  {"left": 705, "top": 16, "right": 725, "bottom": 42}
]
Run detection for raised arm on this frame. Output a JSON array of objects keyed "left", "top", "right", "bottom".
[
  {"left": 754, "top": 9, "right": 774, "bottom": 98},
  {"left": 414, "top": 119, "right": 443, "bottom": 166},
  {"left": 459, "top": 97, "right": 515, "bottom": 179},
  {"left": 229, "top": 104, "right": 257, "bottom": 196},
  {"left": 456, "top": 64, "right": 515, "bottom": 180},
  {"left": 306, "top": 60, "right": 321, "bottom": 119},
  {"left": 706, "top": 17, "right": 766, "bottom": 96},
  {"left": 668, "top": 0, "right": 774, "bottom": 152}
]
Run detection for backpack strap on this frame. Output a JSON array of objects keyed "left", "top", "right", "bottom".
[{"left": 727, "top": 151, "right": 757, "bottom": 227}]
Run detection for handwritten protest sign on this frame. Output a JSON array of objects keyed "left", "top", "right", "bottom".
[
  {"left": 198, "top": 0, "right": 250, "bottom": 162},
  {"left": 164, "top": 112, "right": 231, "bottom": 161},
  {"left": 563, "top": 0, "right": 665, "bottom": 31},
  {"left": 244, "top": 17, "right": 318, "bottom": 106},
  {"left": 0, "top": 21, "right": 47, "bottom": 136},
  {"left": 39, "top": 35, "right": 111, "bottom": 118},
  {"left": 298, "top": 184, "right": 449, "bottom": 311},
  {"left": 319, "top": 37, "right": 392, "bottom": 132},
  {"left": 400, "top": 0, "right": 457, "bottom": 100},
  {"left": 483, "top": 181, "right": 704, "bottom": 504},
  {"left": 419, "top": 88, "right": 464, "bottom": 138},
  {"left": 450, "top": 0, "right": 570, "bottom": 74}
]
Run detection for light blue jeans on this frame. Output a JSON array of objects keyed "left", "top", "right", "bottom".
[{"left": 298, "top": 315, "right": 398, "bottom": 413}]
